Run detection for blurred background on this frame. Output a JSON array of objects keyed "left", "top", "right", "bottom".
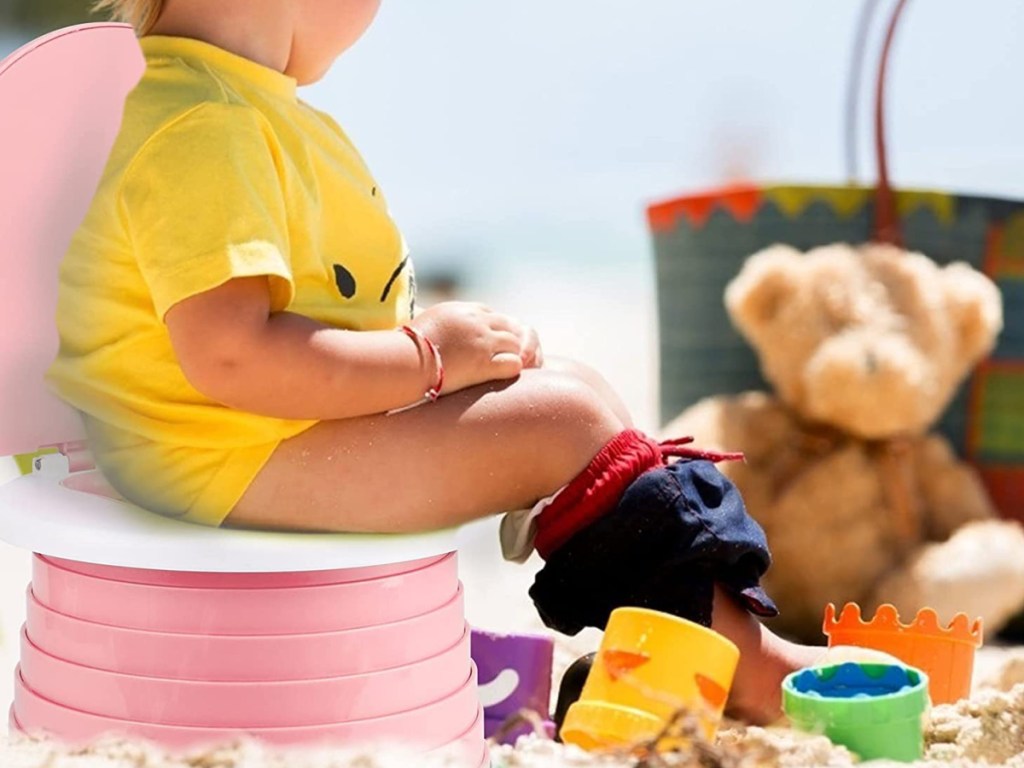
[
  {"left": 3, "top": 0, "right": 1024, "bottom": 701},
  {"left": 6, "top": 0, "right": 1024, "bottom": 430},
  {"left": 5, "top": 0, "right": 1024, "bottom": 431}
]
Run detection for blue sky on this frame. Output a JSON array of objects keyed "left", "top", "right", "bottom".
[
  {"left": 301, "top": 0, "right": 1024, "bottom": 275},
  {"left": 5, "top": 0, "right": 1024, "bottom": 282}
]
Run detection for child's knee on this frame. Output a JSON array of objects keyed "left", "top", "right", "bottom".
[
  {"left": 501, "top": 368, "right": 619, "bottom": 471},
  {"left": 525, "top": 368, "right": 619, "bottom": 429},
  {"left": 541, "top": 356, "right": 631, "bottom": 427},
  {"left": 543, "top": 356, "right": 604, "bottom": 388}
]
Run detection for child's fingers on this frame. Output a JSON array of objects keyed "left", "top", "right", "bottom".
[
  {"left": 529, "top": 345, "right": 544, "bottom": 368},
  {"left": 490, "top": 352, "right": 524, "bottom": 379},
  {"left": 520, "top": 326, "right": 542, "bottom": 368},
  {"left": 486, "top": 312, "right": 526, "bottom": 340},
  {"left": 489, "top": 330, "right": 524, "bottom": 356}
]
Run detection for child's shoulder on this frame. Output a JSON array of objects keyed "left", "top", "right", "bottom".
[
  {"left": 297, "top": 100, "right": 356, "bottom": 149},
  {"left": 112, "top": 44, "right": 279, "bottom": 173},
  {"left": 124, "top": 74, "right": 254, "bottom": 148},
  {"left": 112, "top": 88, "right": 267, "bottom": 189}
]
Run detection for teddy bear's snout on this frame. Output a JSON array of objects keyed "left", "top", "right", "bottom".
[
  {"left": 864, "top": 349, "right": 879, "bottom": 375},
  {"left": 800, "top": 333, "right": 942, "bottom": 439}
]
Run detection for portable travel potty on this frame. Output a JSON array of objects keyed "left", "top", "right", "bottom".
[{"left": 0, "top": 23, "right": 486, "bottom": 766}]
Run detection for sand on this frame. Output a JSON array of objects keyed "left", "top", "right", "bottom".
[{"left": 5, "top": 674, "right": 1024, "bottom": 768}]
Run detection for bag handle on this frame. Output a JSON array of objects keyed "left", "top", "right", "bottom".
[{"left": 846, "top": 0, "right": 912, "bottom": 246}]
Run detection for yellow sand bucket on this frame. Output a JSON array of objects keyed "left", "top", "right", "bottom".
[{"left": 561, "top": 607, "right": 739, "bottom": 751}]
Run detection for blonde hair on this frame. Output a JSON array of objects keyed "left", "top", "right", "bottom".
[{"left": 92, "top": 0, "right": 165, "bottom": 35}]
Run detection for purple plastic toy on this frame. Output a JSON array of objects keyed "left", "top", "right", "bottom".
[{"left": 471, "top": 628, "right": 555, "bottom": 744}]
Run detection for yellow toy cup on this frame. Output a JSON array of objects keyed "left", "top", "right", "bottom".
[{"left": 561, "top": 607, "right": 739, "bottom": 752}]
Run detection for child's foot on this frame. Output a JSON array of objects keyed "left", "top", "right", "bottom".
[
  {"left": 721, "top": 629, "right": 904, "bottom": 724},
  {"left": 551, "top": 634, "right": 818, "bottom": 733},
  {"left": 812, "top": 645, "right": 903, "bottom": 668},
  {"left": 722, "top": 630, "right": 820, "bottom": 725},
  {"left": 709, "top": 586, "right": 823, "bottom": 726}
]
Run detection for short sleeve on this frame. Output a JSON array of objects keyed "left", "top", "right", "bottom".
[{"left": 120, "top": 102, "right": 294, "bottom": 320}]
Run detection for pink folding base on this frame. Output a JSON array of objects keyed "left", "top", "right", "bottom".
[{"left": 8, "top": 552, "right": 485, "bottom": 765}]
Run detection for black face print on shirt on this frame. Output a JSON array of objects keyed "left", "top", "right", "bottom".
[
  {"left": 331, "top": 255, "right": 415, "bottom": 312},
  {"left": 408, "top": 266, "right": 417, "bottom": 317},
  {"left": 379, "top": 255, "right": 409, "bottom": 303},
  {"left": 333, "top": 263, "right": 356, "bottom": 299}
]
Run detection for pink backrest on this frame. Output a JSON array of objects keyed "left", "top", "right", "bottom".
[{"left": 0, "top": 24, "right": 144, "bottom": 457}]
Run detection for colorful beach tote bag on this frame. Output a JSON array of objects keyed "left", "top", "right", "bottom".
[{"left": 649, "top": 0, "right": 1024, "bottom": 520}]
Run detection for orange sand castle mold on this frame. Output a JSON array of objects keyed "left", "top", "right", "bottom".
[{"left": 823, "top": 603, "right": 983, "bottom": 704}]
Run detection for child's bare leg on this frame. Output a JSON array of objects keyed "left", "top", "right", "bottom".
[
  {"left": 543, "top": 356, "right": 633, "bottom": 428},
  {"left": 711, "top": 586, "right": 820, "bottom": 724},
  {"left": 226, "top": 366, "right": 625, "bottom": 532}
]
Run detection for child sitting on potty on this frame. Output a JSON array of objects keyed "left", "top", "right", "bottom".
[{"left": 47, "top": 0, "right": 821, "bottom": 723}]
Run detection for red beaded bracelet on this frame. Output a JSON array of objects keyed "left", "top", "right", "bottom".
[{"left": 398, "top": 324, "right": 444, "bottom": 403}]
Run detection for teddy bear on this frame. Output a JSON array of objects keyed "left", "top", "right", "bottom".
[{"left": 662, "top": 242, "right": 1024, "bottom": 641}]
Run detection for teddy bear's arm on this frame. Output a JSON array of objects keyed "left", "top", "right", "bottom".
[
  {"left": 869, "top": 519, "right": 1024, "bottom": 636},
  {"left": 914, "top": 434, "right": 995, "bottom": 540}
]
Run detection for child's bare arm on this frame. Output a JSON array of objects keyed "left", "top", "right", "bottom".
[{"left": 165, "top": 276, "right": 530, "bottom": 420}]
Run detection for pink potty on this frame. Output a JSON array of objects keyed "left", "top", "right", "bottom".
[{"left": 0, "top": 24, "right": 486, "bottom": 767}]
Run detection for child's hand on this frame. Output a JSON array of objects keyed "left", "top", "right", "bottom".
[
  {"left": 520, "top": 325, "right": 543, "bottom": 369},
  {"left": 411, "top": 302, "right": 540, "bottom": 393}
]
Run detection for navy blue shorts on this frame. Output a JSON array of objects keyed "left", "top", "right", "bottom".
[{"left": 529, "top": 460, "right": 778, "bottom": 635}]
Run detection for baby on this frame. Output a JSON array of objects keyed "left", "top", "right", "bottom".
[{"left": 47, "top": 0, "right": 822, "bottom": 723}]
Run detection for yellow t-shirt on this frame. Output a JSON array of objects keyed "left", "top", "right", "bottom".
[{"left": 45, "top": 35, "right": 413, "bottom": 525}]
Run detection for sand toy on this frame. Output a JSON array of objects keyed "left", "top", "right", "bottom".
[
  {"left": 824, "top": 602, "right": 982, "bottom": 704},
  {"left": 784, "top": 662, "right": 929, "bottom": 762},
  {"left": 471, "top": 629, "right": 555, "bottom": 744},
  {"left": 560, "top": 607, "right": 738, "bottom": 751}
]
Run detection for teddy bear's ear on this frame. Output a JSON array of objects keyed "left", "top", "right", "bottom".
[
  {"left": 942, "top": 262, "right": 1003, "bottom": 363},
  {"left": 725, "top": 244, "right": 803, "bottom": 338}
]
